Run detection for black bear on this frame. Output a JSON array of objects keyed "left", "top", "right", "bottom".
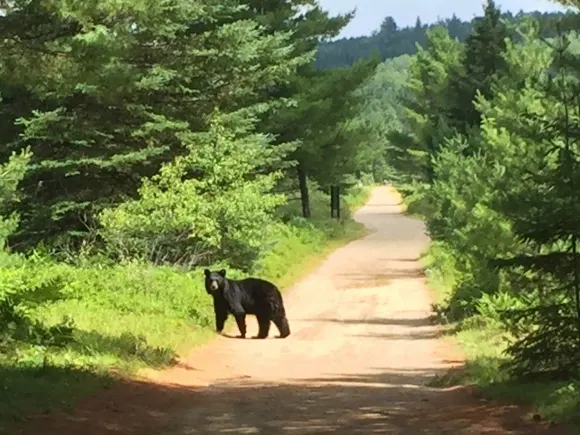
[{"left": 203, "top": 269, "right": 291, "bottom": 339}]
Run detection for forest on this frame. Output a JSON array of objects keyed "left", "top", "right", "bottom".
[
  {"left": 1, "top": 0, "right": 580, "bottom": 431},
  {"left": 354, "top": 0, "right": 580, "bottom": 425},
  {"left": 0, "top": 0, "right": 377, "bottom": 428},
  {"left": 315, "top": 9, "right": 566, "bottom": 69}
]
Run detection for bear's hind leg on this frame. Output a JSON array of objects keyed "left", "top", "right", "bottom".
[{"left": 273, "top": 314, "right": 290, "bottom": 338}]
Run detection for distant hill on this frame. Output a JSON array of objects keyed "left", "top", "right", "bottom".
[{"left": 315, "top": 10, "right": 566, "bottom": 69}]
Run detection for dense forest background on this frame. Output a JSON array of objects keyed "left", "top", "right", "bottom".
[{"left": 316, "top": 10, "right": 566, "bottom": 68}]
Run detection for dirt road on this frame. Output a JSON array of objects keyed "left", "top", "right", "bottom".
[
  {"left": 147, "top": 186, "right": 565, "bottom": 434},
  {"left": 19, "top": 186, "right": 568, "bottom": 434}
]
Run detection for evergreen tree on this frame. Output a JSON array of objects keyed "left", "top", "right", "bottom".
[
  {"left": 271, "top": 55, "right": 379, "bottom": 218},
  {"left": 389, "top": 26, "right": 462, "bottom": 187},
  {"left": 490, "top": 23, "right": 580, "bottom": 379},
  {"left": 0, "top": 0, "right": 306, "bottom": 250},
  {"left": 447, "top": 0, "right": 510, "bottom": 135},
  {"left": 246, "top": 1, "right": 376, "bottom": 218},
  {"left": 314, "top": 9, "right": 565, "bottom": 69}
]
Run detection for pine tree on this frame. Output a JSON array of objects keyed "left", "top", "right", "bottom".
[
  {"left": 490, "top": 30, "right": 580, "bottom": 378},
  {"left": 0, "top": 0, "right": 306, "bottom": 250},
  {"left": 241, "top": 1, "right": 367, "bottom": 218},
  {"left": 447, "top": 0, "right": 510, "bottom": 136},
  {"left": 388, "top": 26, "right": 462, "bottom": 187},
  {"left": 290, "top": 56, "right": 380, "bottom": 184},
  {"left": 376, "top": 17, "right": 399, "bottom": 58}
]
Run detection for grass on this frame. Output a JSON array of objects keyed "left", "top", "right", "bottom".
[
  {"left": 0, "top": 261, "right": 215, "bottom": 429},
  {"left": 390, "top": 180, "right": 580, "bottom": 428},
  {"left": 0, "top": 185, "right": 373, "bottom": 430},
  {"left": 421, "top": 243, "right": 580, "bottom": 428},
  {"left": 453, "top": 321, "right": 580, "bottom": 427}
]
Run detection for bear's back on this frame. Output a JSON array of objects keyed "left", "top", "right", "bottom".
[{"left": 227, "top": 277, "right": 279, "bottom": 313}]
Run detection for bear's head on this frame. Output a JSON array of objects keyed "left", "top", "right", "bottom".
[{"left": 204, "top": 269, "right": 226, "bottom": 295}]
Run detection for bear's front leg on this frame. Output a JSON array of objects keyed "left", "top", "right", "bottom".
[
  {"left": 213, "top": 297, "right": 229, "bottom": 335},
  {"left": 233, "top": 313, "right": 247, "bottom": 338},
  {"left": 215, "top": 309, "right": 228, "bottom": 334}
]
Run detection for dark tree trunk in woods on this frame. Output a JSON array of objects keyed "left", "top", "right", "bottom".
[{"left": 297, "top": 163, "right": 311, "bottom": 218}]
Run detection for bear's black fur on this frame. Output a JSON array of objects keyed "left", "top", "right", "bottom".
[{"left": 204, "top": 269, "right": 291, "bottom": 339}]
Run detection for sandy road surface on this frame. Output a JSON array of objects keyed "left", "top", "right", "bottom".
[{"left": 17, "top": 186, "right": 568, "bottom": 435}]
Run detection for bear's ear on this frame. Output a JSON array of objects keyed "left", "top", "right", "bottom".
[
  {"left": 218, "top": 269, "right": 226, "bottom": 277},
  {"left": 204, "top": 269, "right": 210, "bottom": 276}
]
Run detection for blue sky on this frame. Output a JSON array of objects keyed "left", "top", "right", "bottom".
[{"left": 318, "top": 0, "right": 567, "bottom": 38}]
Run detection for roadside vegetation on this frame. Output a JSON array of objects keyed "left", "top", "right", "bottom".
[
  {"left": 0, "top": 1, "right": 379, "bottom": 429},
  {"left": 348, "top": 0, "right": 580, "bottom": 426},
  {"left": 5, "top": 0, "right": 580, "bottom": 429}
]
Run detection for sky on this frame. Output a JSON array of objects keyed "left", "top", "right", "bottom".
[{"left": 318, "top": 0, "right": 568, "bottom": 38}]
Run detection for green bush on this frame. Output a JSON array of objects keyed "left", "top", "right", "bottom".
[
  {"left": 452, "top": 318, "right": 580, "bottom": 426},
  {"left": 379, "top": 11, "right": 580, "bottom": 428},
  {"left": 99, "top": 112, "right": 288, "bottom": 270}
]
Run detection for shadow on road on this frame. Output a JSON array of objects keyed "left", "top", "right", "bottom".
[
  {"left": 165, "top": 374, "right": 562, "bottom": 434},
  {"left": 333, "top": 269, "right": 425, "bottom": 289},
  {"left": 350, "top": 330, "right": 441, "bottom": 340},
  {"left": 305, "top": 316, "right": 432, "bottom": 327},
  {"left": 11, "top": 365, "right": 570, "bottom": 435},
  {"left": 164, "top": 369, "right": 574, "bottom": 435}
]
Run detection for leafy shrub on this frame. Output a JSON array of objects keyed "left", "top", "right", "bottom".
[
  {"left": 0, "top": 149, "right": 30, "bottom": 248},
  {"left": 475, "top": 291, "right": 526, "bottom": 325},
  {"left": 99, "top": 111, "right": 289, "bottom": 270},
  {"left": 0, "top": 149, "right": 33, "bottom": 329}
]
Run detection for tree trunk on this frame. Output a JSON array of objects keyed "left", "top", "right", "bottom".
[{"left": 297, "top": 163, "right": 311, "bottom": 218}]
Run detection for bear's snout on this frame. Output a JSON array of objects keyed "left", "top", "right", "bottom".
[{"left": 210, "top": 280, "right": 219, "bottom": 291}]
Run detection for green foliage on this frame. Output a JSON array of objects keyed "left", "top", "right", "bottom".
[
  {"left": 475, "top": 291, "right": 527, "bottom": 325},
  {"left": 0, "top": 149, "right": 31, "bottom": 249},
  {"left": 99, "top": 110, "right": 290, "bottom": 269},
  {"left": 373, "top": 1, "right": 580, "bottom": 425},
  {"left": 389, "top": 25, "right": 463, "bottom": 186},
  {"left": 351, "top": 55, "right": 411, "bottom": 181},
  {"left": 264, "top": 55, "right": 379, "bottom": 219},
  {"left": 447, "top": 0, "right": 511, "bottom": 133},
  {"left": 0, "top": 0, "right": 311, "bottom": 249},
  {"left": 451, "top": 322, "right": 580, "bottom": 426},
  {"left": 0, "top": 149, "right": 33, "bottom": 332},
  {"left": 292, "top": 57, "right": 380, "bottom": 187},
  {"left": 315, "top": 10, "right": 568, "bottom": 69},
  {"left": 0, "top": 187, "right": 369, "bottom": 427}
]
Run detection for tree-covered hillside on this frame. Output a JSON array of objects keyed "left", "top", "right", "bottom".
[{"left": 315, "top": 10, "right": 567, "bottom": 68}]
